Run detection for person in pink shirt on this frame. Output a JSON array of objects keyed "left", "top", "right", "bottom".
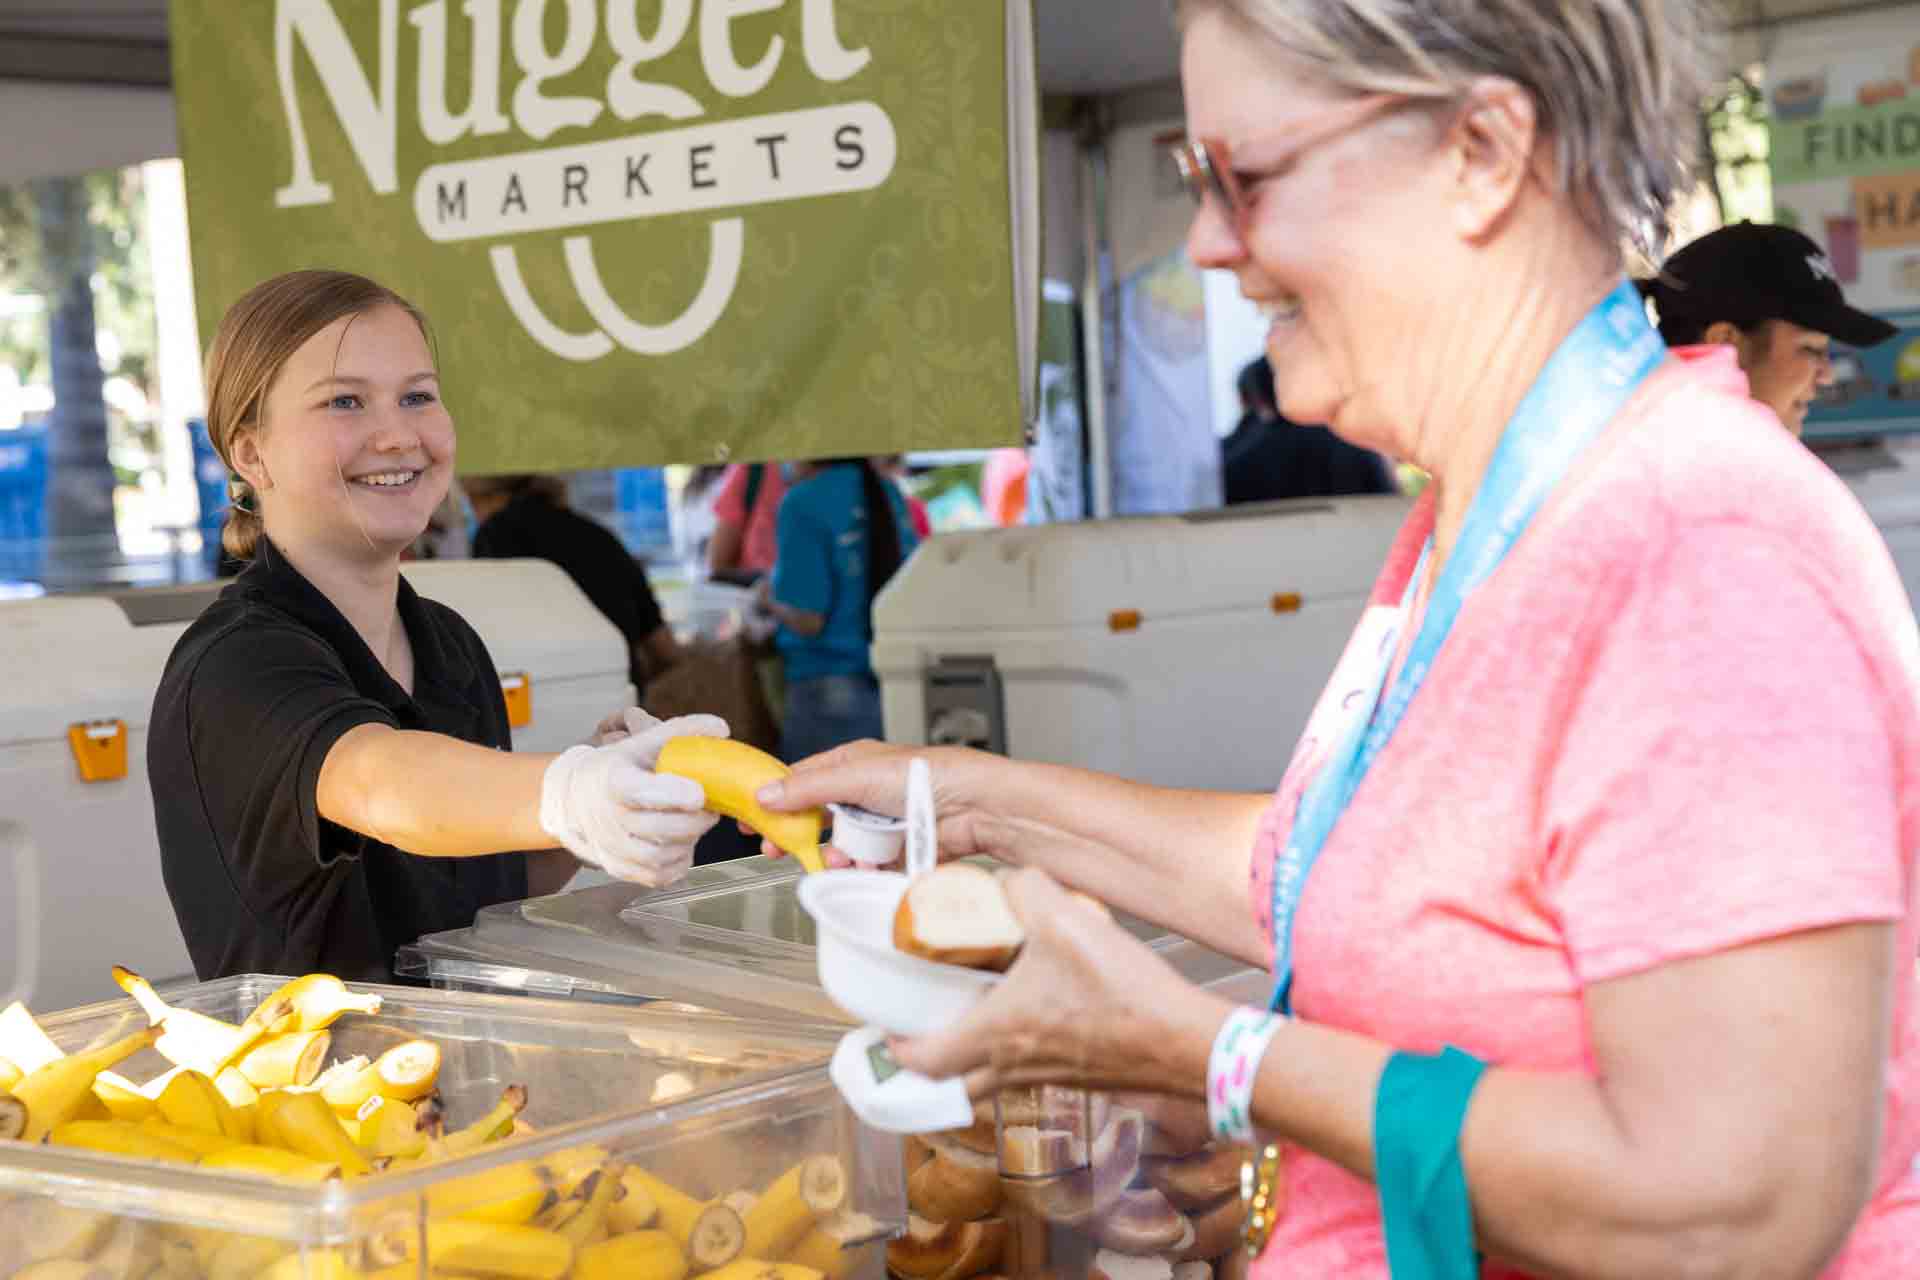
[
  {"left": 706, "top": 461, "right": 788, "bottom": 585},
  {"left": 756, "top": 1, "right": 1920, "bottom": 1276}
]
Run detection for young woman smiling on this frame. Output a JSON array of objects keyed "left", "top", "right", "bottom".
[{"left": 149, "top": 270, "right": 725, "bottom": 982}]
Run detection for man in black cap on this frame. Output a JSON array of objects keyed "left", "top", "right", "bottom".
[{"left": 1639, "top": 221, "right": 1897, "bottom": 436}]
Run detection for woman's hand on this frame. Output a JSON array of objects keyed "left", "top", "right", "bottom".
[
  {"left": 889, "top": 868, "right": 1228, "bottom": 1101},
  {"left": 755, "top": 741, "right": 1010, "bottom": 865}
]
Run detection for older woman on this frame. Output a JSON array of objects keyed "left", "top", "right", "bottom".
[{"left": 756, "top": 1, "right": 1920, "bottom": 1276}]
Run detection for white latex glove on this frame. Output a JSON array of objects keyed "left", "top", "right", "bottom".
[
  {"left": 540, "top": 711, "right": 731, "bottom": 886},
  {"left": 591, "top": 705, "right": 636, "bottom": 746}
]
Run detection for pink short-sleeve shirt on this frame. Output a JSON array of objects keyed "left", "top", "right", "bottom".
[
  {"left": 712, "top": 463, "right": 787, "bottom": 574},
  {"left": 1247, "top": 349, "right": 1920, "bottom": 1277}
]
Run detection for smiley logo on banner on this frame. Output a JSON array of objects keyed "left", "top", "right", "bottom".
[{"left": 271, "top": 0, "right": 895, "bottom": 361}]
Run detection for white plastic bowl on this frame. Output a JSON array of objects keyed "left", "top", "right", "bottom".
[{"left": 797, "top": 870, "right": 1001, "bottom": 1036}]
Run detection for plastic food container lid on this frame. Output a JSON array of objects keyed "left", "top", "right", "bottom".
[{"left": 827, "top": 804, "right": 907, "bottom": 866}]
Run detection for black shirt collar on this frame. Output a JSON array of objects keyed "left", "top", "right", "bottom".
[{"left": 234, "top": 538, "right": 478, "bottom": 708}]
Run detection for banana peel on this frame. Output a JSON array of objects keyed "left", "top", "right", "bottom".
[
  {"left": 197, "top": 1142, "right": 340, "bottom": 1183},
  {"left": 241, "top": 974, "right": 381, "bottom": 1037},
  {"left": 139, "top": 1116, "right": 240, "bottom": 1157},
  {"left": 48, "top": 1119, "right": 199, "bottom": 1164},
  {"left": 155, "top": 1069, "right": 229, "bottom": 1136},
  {"left": 258, "top": 1089, "right": 372, "bottom": 1177},
  {"left": 0, "top": 1001, "right": 66, "bottom": 1074},
  {"left": 654, "top": 737, "right": 824, "bottom": 871},
  {"left": 112, "top": 967, "right": 275, "bottom": 1076},
  {"left": 90, "top": 1070, "right": 157, "bottom": 1122}
]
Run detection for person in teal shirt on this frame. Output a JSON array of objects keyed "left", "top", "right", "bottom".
[{"left": 759, "top": 458, "right": 920, "bottom": 762}]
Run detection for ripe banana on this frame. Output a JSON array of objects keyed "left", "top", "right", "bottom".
[
  {"left": 572, "top": 1231, "right": 687, "bottom": 1280},
  {"left": 258, "top": 1089, "right": 371, "bottom": 1177},
  {"left": 112, "top": 967, "right": 273, "bottom": 1076},
  {"left": 654, "top": 737, "right": 824, "bottom": 871},
  {"left": 320, "top": 1039, "right": 440, "bottom": 1113},
  {"left": 3, "top": 1202, "right": 116, "bottom": 1264},
  {"left": 743, "top": 1155, "right": 849, "bottom": 1260},
  {"left": 11, "top": 1260, "right": 104, "bottom": 1280},
  {"left": 436, "top": 1083, "right": 527, "bottom": 1157},
  {"left": 233, "top": 1029, "right": 331, "bottom": 1089},
  {"left": 240, "top": 974, "right": 380, "bottom": 1037},
  {"left": 421, "top": 1220, "right": 573, "bottom": 1280},
  {"left": 699, "top": 1262, "right": 828, "bottom": 1280},
  {"left": 788, "top": 1217, "right": 872, "bottom": 1280},
  {"left": 197, "top": 1142, "right": 340, "bottom": 1182},
  {"left": 622, "top": 1167, "right": 747, "bottom": 1272},
  {"left": 10, "top": 1026, "right": 160, "bottom": 1142},
  {"left": 205, "top": 1233, "right": 293, "bottom": 1280},
  {"left": 90, "top": 1220, "right": 163, "bottom": 1280},
  {"left": 0, "top": 1054, "right": 23, "bottom": 1091},
  {"left": 47, "top": 1119, "right": 199, "bottom": 1164},
  {"left": 609, "top": 1169, "right": 661, "bottom": 1233},
  {"left": 0, "top": 1000, "right": 65, "bottom": 1073},
  {"left": 256, "top": 1248, "right": 353, "bottom": 1280},
  {"left": 350, "top": 1095, "right": 428, "bottom": 1160},
  {"left": 543, "top": 1166, "right": 621, "bottom": 1246},
  {"left": 421, "top": 1160, "right": 555, "bottom": 1226}
]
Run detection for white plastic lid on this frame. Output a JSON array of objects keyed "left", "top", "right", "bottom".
[
  {"left": 828, "top": 1025, "right": 975, "bottom": 1134},
  {"left": 827, "top": 804, "right": 907, "bottom": 867}
]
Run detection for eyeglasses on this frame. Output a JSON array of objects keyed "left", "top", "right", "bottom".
[{"left": 1169, "top": 94, "right": 1407, "bottom": 233}]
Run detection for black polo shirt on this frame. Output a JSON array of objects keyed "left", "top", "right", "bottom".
[
  {"left": 148, "top": 537, "right": 528, "bottom": 982},
  {"left": 471, "top": 492, "right": 666, "bottom": 696}
]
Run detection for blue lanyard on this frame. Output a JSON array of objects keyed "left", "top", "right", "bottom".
[{"left": 1269, "top": 281, "right": 1666, "bottom": 1015}]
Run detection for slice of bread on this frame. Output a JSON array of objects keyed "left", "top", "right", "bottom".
[{"left": 893, "top": 864, "right": 1026, "bottom": 971}]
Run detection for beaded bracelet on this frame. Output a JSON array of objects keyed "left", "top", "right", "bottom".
[
  {"left": 1207, "top": 1005, "right": 1284, "bottom": 1144},
  {"left": 1240, "top": 1141, "right": 1285, "bottom": 1258}
]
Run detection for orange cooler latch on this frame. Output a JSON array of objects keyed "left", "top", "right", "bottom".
[
  {"left": 500, "top": 672, "right": 533, "bottom": 727},
  {"left": 67, "top": 720, "right": 128, "bottom": 782}
]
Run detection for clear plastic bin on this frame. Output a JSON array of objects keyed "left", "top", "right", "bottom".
[
  {"left": 0, "top": 975, "right": 903, "bottom": 1278},
  {"left": 452, "top": 857, "right": 1256, "bottom": 1025}
]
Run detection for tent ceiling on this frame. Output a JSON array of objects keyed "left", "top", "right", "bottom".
[{"left": 0, "top": 0, "right": 1913, "bottom": 95}]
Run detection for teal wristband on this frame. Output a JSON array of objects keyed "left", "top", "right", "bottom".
[{"left": 1373, "top": 1046, "right": 1489, "bottom": 1280}]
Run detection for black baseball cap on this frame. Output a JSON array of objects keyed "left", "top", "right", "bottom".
[{"left": 1640, "top": 221, "right": 1897, "bottom": 349}]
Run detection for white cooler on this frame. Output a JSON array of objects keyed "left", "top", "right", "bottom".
[
  {"left": 872, "top": 495, "right": 1410, "bottom": 793},
  {"left": 0, "top": 596, "right": 193, "bottom": 1010},
  {"left": 401, "top": 558, "right": 633, "bottom": 754}
]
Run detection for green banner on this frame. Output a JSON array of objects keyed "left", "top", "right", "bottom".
[
  {"left": 1770, "top": 99, "right": 1920, "bottom": 186},
  {"left": 169, "top": 0, "right": 1032, "bottom": 472}
]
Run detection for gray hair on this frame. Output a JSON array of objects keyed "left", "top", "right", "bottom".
[{"left": 1174, "top": 0, "right": 1717, "bottom": 257}]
